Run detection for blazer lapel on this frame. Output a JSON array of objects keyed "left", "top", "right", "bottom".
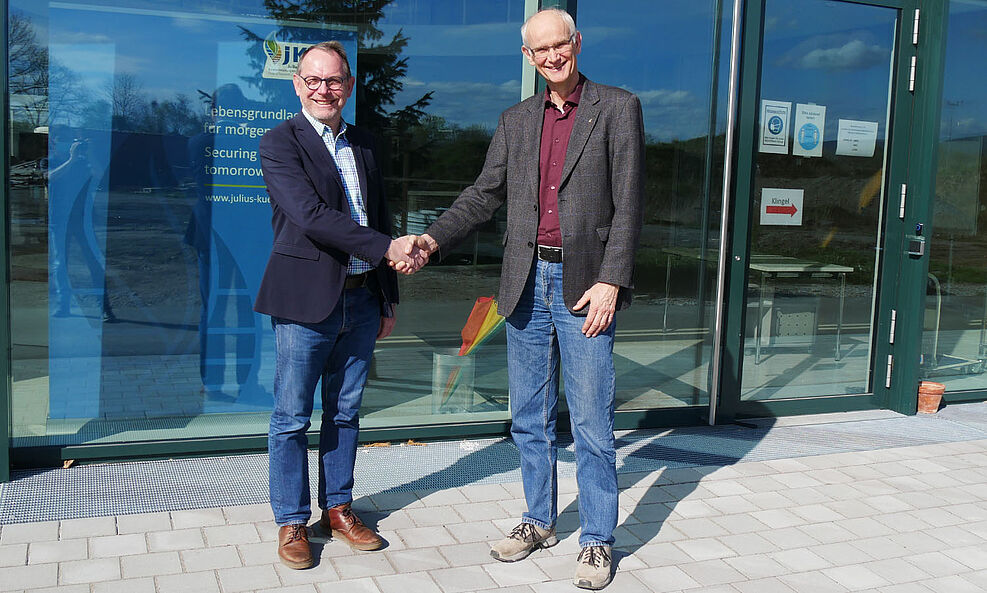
[
  {"left": 350, "top": 135, "right": 373, "bottom": 216},
  {"left": 520, "top": 95, "right": 544, "bottom": 200},
  {"left": 560, "top": 81, "right": 601, "bottom": 188},
  {"left": 292, "top": 115, "right": 344, "bottom": 194}
]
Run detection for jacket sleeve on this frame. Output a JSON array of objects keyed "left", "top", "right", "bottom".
[
  {"left": 424, "top": 112, "right": 509, "bottom": 258},
  {"left": 597, "top": 93, "right": 645, "bottom": 288}
]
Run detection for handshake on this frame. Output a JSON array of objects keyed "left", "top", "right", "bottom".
[{"left": 384, "top": 233, "right": 438, "bottom": 275}]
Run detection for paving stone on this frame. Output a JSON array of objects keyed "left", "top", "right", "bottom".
[
  {"left": 437, "top": 541, "right": 497, "bottom": 567},
  {"left": 27, "top": 539, "right": 88, "bottom": 564},
  {"left": 678, "top": 558, "right": 746, "bottom": 586},
  {"left": 375, "top": 571, "right": 442, "bottom": 593},
  {"left": 822, "top": 564, "right": 893, "bottom": 591},
  {"left": 778, "top": 570, "right": 850, "bottom": 593},
  {"left": 170, "top": 509, "right": 226, "bottom": 529},
  {"left": 482, "top": 557, "right": 550, "bottom": 587},
  {"left": 724, "top": 553, "right": 789, "bottom": 579},
  {"left": 146, "top": 528, "right": 205, "bottom": 552},
  {"left": 90, "top": 534, "right": 148, "bottom": 558},
  {"left": 406, "top": 506, "right": 463, "bottom": 527},
  {"left": 120, "top": 551, "right": 182, "bottom": 578},
  {"left": 771, "top": 548, "right": 832, "bottom": 572},
  {"left": 273, "top": 559, "right": 340, "bottom": 585},
  {"left": 115, "top": 513, "right": 171, "bottom": 535},
  {"left": 0, "top": 544, "right": 27, "bottom": 567},
  {"left": 429, "top": 564, "right": 499, "bottom": 592},
  {"left": 222, "top": 504, "right": 275, "bottom": 524},
  {"left": 732, "top": 577, "right": 798, "bottom": 593},
  {"left": 630, "top": 565, "right": 701, "bottom": 592},
  {"left": 901, "top": 552, "right": 971, "bottom": 578},
  {"left": 331, "top": 552, "right": 395, "bottom": 579},
  {"left": 394, "top": 526, "right": 457, "bottom": 547},
  {"left": 459, "top": 484, "right": 512, "bottom": 503},
  {"left": 202, "top": 523, "right": 260, "bottom": 546},
  {"left": 0, "top": 563, "right": 58, "bottom": 591},
  {"left": 60, "top": 517, "right": 117, "bottom": 539},
  {"left": 215, "top": 564, "right": 280, "bottom": 593},
  {"left": 669, "top": 517, "right": 729, "bottom": 539},
  {"left": 864, "top": 557, "right": 934, "bottom": 585},
  {"left": 385, "top": 547, "right": 449, "bottom": 572},
  {"left": 673, "top": 537, "right": 737, "bottom": 561},
  {"left": 92, "top": 577, "right": 156, "bottom": 593},
  {"left": 451, "top": 501, "right": 510, "bottom": 521},
  {"left": 181, "top": 545, "right": 241, "bottom": 571},
  {"left": 155, "top": 571, "right": 221, "bottom": 593},
  {"left": 58, "top": 558, "right": 121, "bottom": 585},
  {"left": 315, "top": 577, "right": 381, "bottom": 593},
  {"left": 255, "top": 586, "right": 318, "bottom": 593},
  {"left": 944, "top": 544, "right": 987, "bottom": 570},
  {"left": 446, "top": 520, "right": 504, "bottom": 544},
  {"left": 718, "top": 532, "right": 778, "bottom": 555},
  {"left": 0, "top": 522, "right": 60, "bottom": 545}
]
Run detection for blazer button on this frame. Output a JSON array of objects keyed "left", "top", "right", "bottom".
[{"left": 527, "top": 241, "right": 534, "bottom": 248}]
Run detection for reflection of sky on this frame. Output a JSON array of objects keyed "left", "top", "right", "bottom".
[
  {"left": 760, "top": 0, "right": 897, "bottom": 141},
  {"left": 577, "top": 0, "right": 723, "bottom": 141},
  {"left": 36, "top": 2, "right": 354, "bottom": 127},
  {"left": 14, "top": 0, "right": 987, "bottom": 142},
  {"left": 941, "top": 1, "right": 987, "bottom": 140}
]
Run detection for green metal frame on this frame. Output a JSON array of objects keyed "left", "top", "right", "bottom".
[
  {"left": 1, "top": 0, "right": 11, "bottom": 483},
  {"left": 10, "top": 406, "right": 706, "bottom": 469},
  {"left": 885, "top": 0, "right": 949, "bottom": 412},
  {"left": 719, "top": 0, "right": 942, "bottom": 421}
]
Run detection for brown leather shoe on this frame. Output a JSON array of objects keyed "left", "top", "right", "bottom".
[
  {"left": 320, "top": 503, "right": 383, "bottom": 551},
  {"left": 277, "top": 524, "right": 314, "bottom": 569}
]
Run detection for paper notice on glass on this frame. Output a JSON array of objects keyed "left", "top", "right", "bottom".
[
  {"left": 759, "top": 100, "right": 791, "bottom": 154},
  {"left": 793, "top": 104, "right": 826, "bottom": 157},
  {"left": 836, "top": 119, "right": 878, "bottom": 157}
]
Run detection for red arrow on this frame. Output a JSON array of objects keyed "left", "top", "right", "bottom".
[{"left": 766, "top": 204, "right": 798, "bottom": 216}]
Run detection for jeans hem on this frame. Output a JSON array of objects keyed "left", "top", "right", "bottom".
[{"left": 521, "top": 517, "right": 554, "bottom": 531}]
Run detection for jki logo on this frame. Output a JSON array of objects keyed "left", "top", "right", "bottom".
[{"left": 263, "top": 38, "right": 310, "bottom": 67}]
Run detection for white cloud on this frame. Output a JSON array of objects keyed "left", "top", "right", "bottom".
[{"left": 797, "top": 39, "right": 887, "bottom": 71}]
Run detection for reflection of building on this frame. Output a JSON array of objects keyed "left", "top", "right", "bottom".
[{"left": 3, "top": 0, "right": 987, "bottom": 480}]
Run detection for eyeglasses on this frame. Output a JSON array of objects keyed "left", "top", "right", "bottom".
[
  {"left": 526, "top": 35, "right": 575, "bottom": 60},
  {"left": 298, "top": 75, "right": 348, "bottom": 91}
]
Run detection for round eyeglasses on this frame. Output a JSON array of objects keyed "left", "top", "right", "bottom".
[
  {"left": 299, "top": 75, "right": 348, "bottom": 91},
  {"left": 526, "top": 35, "right": 575, "bottom": 60}
]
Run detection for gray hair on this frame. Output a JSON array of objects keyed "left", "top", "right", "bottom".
[
  {"left": 296, "top": 40, "right": 351, "bottom": 78},
  {"left": 520, "top": 8, "right": 576, "bottom": 48}
]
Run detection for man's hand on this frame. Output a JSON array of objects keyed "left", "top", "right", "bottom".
[
  {"left": 415, "top": 233, "right": 439, "bottom": 256},
  {"left": 378, "top": 305, "right": 396, "bottom": 339},
  {"left": 385, "top": 235, "right": 429, "bottom": 274},
  {"left": 572, "top": 282, "right": 619, "bottom": 338}
]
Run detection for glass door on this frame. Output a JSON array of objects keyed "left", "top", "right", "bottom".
[{"left": 722, "top": 0, "right": 918, "bottom": 414}]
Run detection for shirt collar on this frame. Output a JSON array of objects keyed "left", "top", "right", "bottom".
[
  {"left": 544, "top": 73, "right": 586, "bottom": 111},
  {"left": 302, "top": 108, "right": 347, "bottom": 140}
]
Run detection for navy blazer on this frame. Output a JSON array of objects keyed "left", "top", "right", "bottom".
[{"left": 253, "top": 114, "right": 398, "bottom": 324}]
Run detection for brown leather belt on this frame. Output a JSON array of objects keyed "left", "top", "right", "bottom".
[
  {"left": 344, "top": 272, "right": 368, "bottom": 289},
  {"left": 537, "top": 245, "right": 563, "bottom": 263}
]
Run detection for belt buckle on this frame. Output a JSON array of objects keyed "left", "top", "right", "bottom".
[{"left": 538, "top": 245, "right": 562, "bottom": 263}]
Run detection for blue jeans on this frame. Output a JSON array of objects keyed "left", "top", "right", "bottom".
[
  {"left": 506, "top": 259, "right": 618, "bottom": 548},
  {"left": 268, "top": 286, "right": 380, "bottom": 526}
]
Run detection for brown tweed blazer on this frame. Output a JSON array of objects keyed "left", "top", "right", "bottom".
[{"left": 425, "top": 78, "right": 645, "bottom": 319}]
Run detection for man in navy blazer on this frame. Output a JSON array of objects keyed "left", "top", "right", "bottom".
[
  {"left": 254, "top": 41, "right": 424, "bottom": 570},
  {"left": 414, "top": 9, "right": 644, "bottom": 589}
]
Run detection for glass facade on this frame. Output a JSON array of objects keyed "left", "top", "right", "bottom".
[
  {"left": 4, "top": 0, "right": 987, "bottom": 465},
  {"left": 922, "top": 0, "right": 987, "bottom": 390}
]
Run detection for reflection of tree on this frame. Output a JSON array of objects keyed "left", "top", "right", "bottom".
[
  {"left": 9, "top": 11, "right": 76, "bottom": 129},
  {"left": 240, "top": 0, "right": 432, "bottom": 138},
  {"left": 78, "top": 73, "right": 205, "bottom": 136}
]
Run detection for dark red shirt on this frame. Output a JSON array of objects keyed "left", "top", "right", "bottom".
[{"left": 537, "top": 77, "right": 584, "bottom": 247}]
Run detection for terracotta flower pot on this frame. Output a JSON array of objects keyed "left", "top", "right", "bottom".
[{"left": 917, "top": 381, "right": 945, "bottom": 414}]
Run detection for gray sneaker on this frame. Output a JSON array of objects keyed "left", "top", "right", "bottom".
[
  {"left": 573, "top": 545, "right": 613, "bottom": 590},
  {"left": 489, "top": 522, "right": 558, "bottom": 562}
]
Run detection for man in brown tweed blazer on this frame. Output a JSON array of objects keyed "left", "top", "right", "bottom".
[{"left": 415, "top": 8, "right": 644, "bottom": 589}]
